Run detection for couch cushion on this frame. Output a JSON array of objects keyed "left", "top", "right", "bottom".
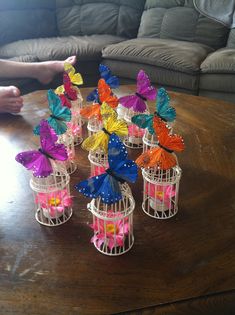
[
  {"left": 200, "top": 48, "right": 235, "bottom": 95},
  {"left": 102, "top": 59, "right": 199, "bottom": 92},
  {"left": 0, "top": 0, "right": 57, "bottom": 45},
  {"left": 102, "top": 38, "right": 214, "bottom": 74},
  {"left": 200, "top": 48, "right": 235, "bottom": 73},
  {"left": 0, "top": 35, "right": 126, "bottom": 61},
  {"left": 56, "top": 0, "right": 145, "bottom": 39},
  {"left": 137, "top": 0, "right": 229, "bottom": 50}
]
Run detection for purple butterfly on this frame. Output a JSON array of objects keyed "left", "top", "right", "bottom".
[
  {"left": 15, "top": 120, "right": 68, "bottom": 177},
  {"left": 119, "top": 70, "right": 157, "bottom": 113}
]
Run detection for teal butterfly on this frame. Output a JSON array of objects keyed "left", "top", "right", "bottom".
[
  {"left": 131, "top": 87, "right": 176, "bottom": 135},
  {"left": 34, "top": 89, "right": 71, "bottom": 135}
]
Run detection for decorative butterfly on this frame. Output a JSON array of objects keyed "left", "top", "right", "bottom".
[
  {"left": 64, "top": 62, "right": 83, "bottom": 86},
  {"left": 86, "top": 64, "right": 119, "bottom": 102},
  {"left": 82, "top": 114, "right": 128, "bottom": 152},
  {"left": 132, "top": 87, "right": 176, "bottom": 134},
  {"left": 76, "top": 133, "right": 138, "bottom": 204},
  {"left": 55, "top": 73, "right": 78, "bottom": 104},
  {"left": 80, "top": 79, "right": 118, "bottom": 120},
  {"left": 99, "top": 64, "right": 119, "bottom": 88},
  {"left": 34, "top": 89, "right": 71, "bottom": 135},
  {"left": 16, "top": 120, "right": 68, "bottom": 177},
  {"left": 136, "top": 116, "right": 184, "bottom": 170},
  {"left": 119, "top": 70, "right": 157, "bottom": 113}
]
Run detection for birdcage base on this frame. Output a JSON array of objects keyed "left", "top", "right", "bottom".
[
  {"left": 142, "top": 197, "right": 178, "bottom": 219},
  {"left": 93, "top": 234, "right": 134, "bottom": 256},
  {"left": 35, "top": 207, "right": 73, "bottom": 226}
]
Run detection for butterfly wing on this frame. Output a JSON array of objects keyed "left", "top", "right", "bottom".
[
  {"left": 137, "top": 70, "right": 157, "bottom": 101},
  {"left": 104, "top": 116, "right": 128, "bottom": 138},
  {"left": 108, "top": 134, "right": 138, "bottom": 183},
  {"left": 64, "top": 62, "right": 83, "bottom": 86},
  {"left": 59, "top": 94, "right": 72, "bottom": 108},
  {"left": 99, "top": 64, "right": 119, "bottom": 88},
  {"left": 98, "top": 79, "right": 118, "bottom": 108},
  {"left": 100, "top": 102, "right": 117, "bottom": 121},
  {"left": 47, "top": 89, "right": 71, "bottom": 135},
  {"left": 40, "top": 120, "right": 68, "bottom": 161},
  {"left": 55, "top": 85, "right": 65, "bottom": 95},
  {"left": 82, "top": 131, "right": 108, "bottom": 152},
  {"left": 153, "top": 116, "right": 170, "bottom": 137},
  {"left": 80, "top": 104, "right": 101, "bottom": 120},
  {"left": 156, "top": 87, "right": 176, "bottom": 122},
  {"left": 86, "top": 88, "right": 99, "bottom": 102},
  {"left": 158, "top": 128, "right": 185, "bottom": 153},
  {"left": 15, "top": 150, "right": 53, "bottom": 177},
  {"left": 136, "top": 147, "right": 177, "bottom": 170},
  {"left": 63, "top": 73, "right": 77, "bottom": 100},
  {"left": 76, "top": 173, "right": 122, "bottom": 204},
  {"left": 131, "top": 114, "right": 154, "bottom": 134}
]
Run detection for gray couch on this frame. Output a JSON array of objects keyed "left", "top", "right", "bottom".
[{"left": 0, "top": 0, "right": 235, "bottom": 103}]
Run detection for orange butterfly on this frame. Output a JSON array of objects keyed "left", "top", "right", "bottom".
[
  {"left": 136, "top": 116, "right": 184, "bottom": 170},
  {"left": 80, "top": 79, "right": 118, "bottom": 120}
]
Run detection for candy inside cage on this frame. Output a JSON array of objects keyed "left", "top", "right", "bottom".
[
  {"left": 87, "top": 183, "right": 135, "bottom": 256},
  {"left": 30, "top": 162, "right": 73, "bottom": 226},
  {"left": 142, "top": 164, "right": 182, "bottom": 219}
]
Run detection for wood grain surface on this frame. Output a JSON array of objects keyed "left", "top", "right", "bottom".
[{"left": 0, "top": 87, "right": 234, "bottom": 315}]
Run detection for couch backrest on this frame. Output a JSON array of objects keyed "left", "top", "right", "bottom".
[
  {"left": 56, "top": 0, "right": 145, "bottom": 38},
  {"left": 0, "top": 0, "right": 57, "bottom": 45},
  {"left": 137, "top": 0, "right": 229, "bottom": 49}
]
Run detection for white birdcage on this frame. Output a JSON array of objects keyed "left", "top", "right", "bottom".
[
  {"left": 142, "top": 129, "right": 159, "bottom": 152},
  {"left": 87, "top": 116, "right": 103, "bottom": 137},
  {"left": 69, "top": 89, "right": 84, "bottom": 146},
  {"left": 142, "top": 164, "right": 182, "bottom": 219},
  {"left": 88, "top": 150, "right": 108, "bottom": 177},
  {"left": 123, "top": 108, "right": 147, "bottom": 149},
  {"left": 30, "top": 162, "right": 73, "bottom": 226},
  {"left": 58, "top": 132, "right": 77, "bottom": 174},
  {"left": 87, "top": 183, "right": 135, "bottom": 256}
]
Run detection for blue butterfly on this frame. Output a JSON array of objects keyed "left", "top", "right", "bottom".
[
  {"left": 99, "top": 64, "right": 119, "bottom": 88},
  {"left": 86, "top": 64, "right": 119, "bottom": 102},
  {"left": 75, "top": 133, "right": 138, "bottom": 204},
  {"left": 34, "top": 89, "right": 71, "bottom": 135},
  {"left": 131, "top": 87, "right": 176, "bottom": 135}
]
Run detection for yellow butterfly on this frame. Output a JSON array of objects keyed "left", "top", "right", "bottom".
[
  {"left": 64, "top": 62, "right": 83, "bottom": 86},
  {"left": 100, "top": 102, "right": 117, "bottom": 120},
  {"left": 82, "top": 116, "right": 128, "bottom": 152}
]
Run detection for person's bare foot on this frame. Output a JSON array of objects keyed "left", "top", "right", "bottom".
[
  {"left": 0, "top": 86, "right": 23, "bottom": 114},
  {"left": 36, "top": 56, "right": 77, "bottom": 84}
]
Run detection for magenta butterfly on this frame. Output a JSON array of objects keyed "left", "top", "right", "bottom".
[
  {"left": 118, "top": 70, "right": 157, "bottom": 112},
  {"left": 15, "top": 120, "right": 68, "bottom": 177}
]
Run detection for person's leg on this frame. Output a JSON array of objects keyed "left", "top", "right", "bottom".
[
  {"left": 0, "top": 55, "right": 76, "bottom": 83},
  {"left": 0, "top": 56, "right": 76, "bottom": 114}
]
